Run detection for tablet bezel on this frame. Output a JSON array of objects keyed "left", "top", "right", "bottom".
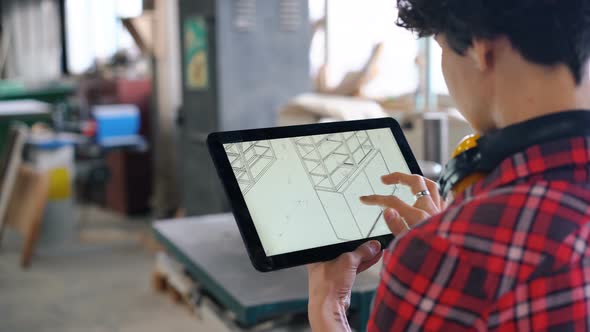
[{"left": 207, "top": 118, "right": 423, "bottom": 272}]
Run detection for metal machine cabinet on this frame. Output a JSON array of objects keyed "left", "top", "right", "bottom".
[{"left": 177, "top": 0, "right": 311, "bottom": 216}]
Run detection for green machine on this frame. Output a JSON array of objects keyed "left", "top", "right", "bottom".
[
  {"left": 153, "top": 215, "right": 380, "bottom": 330},
  {"left": 0, "top": 100, "right": 51, "bottom": 155},
  {"left": 0, "top": 80, "right": 75, "bottom": 104},
  {"left": 0, "top": 81, "right": 76, "bottom": 154}
]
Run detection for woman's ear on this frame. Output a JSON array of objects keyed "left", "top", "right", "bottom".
[{"left": 468, "top": 38, "right": 495, "bottom": 71}]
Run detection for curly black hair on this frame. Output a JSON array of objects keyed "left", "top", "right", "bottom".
[{"left": 396, "top": 0, "right": 590, "bottom": 84}]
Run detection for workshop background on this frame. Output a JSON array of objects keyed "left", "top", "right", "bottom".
[{"left": 0, "top": 1, "right": 472, "bottom": 331}]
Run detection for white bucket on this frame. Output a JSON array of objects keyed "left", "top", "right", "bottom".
[{"left": 29, "top": 145, "right": 76, "bottom": 249}]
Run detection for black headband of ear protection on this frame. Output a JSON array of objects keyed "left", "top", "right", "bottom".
[{"left": 439, "top": 110, "right": 590, "bottom": 198}]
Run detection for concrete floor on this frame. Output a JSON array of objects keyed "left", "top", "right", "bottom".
[{"left": 0, "top": 205, "right": 229, "bottom": 332}]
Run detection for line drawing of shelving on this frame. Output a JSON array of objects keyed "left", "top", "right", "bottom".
[
  {"left": 224, "top": 141, "right": 277, "bottom": 195},
  {"left": 292, "top": 131, "right": 396, "bottom": 241}
]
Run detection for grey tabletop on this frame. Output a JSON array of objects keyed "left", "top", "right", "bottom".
[{"left": 153, "top": 214, "right": 381, "bottom": 325}]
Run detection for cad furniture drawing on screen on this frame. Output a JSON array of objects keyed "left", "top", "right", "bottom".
[
  {"left": 225, "top": 141, "right": 277, "bottom": 195},
  {"left": 292, "top": 131, "right": 395, "bottom": 241}
]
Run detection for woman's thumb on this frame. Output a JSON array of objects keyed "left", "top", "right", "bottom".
[{"left": 354, "top": 240, "right": 381, "bottom": 262}]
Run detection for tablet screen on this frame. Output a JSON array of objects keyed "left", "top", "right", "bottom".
[{"left": 223, "top": 128, "right": 415, "bottom": 256}]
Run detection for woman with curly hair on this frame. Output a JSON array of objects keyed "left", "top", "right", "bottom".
[{"left": 308, "top": 1, "right": 590, "bottom": 331}]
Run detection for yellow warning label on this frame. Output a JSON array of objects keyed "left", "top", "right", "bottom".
[{"left": 48, "top": 168, "right": 71, "bottom": 200}]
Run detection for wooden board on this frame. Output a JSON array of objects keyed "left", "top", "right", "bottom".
[
  {"left": 0, "top": 125, "right": 28, "bottom": 236},
  {"left": 3, "top": 165, "right": 49, "bottom": 267}
]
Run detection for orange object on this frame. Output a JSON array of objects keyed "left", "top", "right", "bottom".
[
  {"left": 452, "top": 172, "right": 487, "bottom": 196},
  {"left": 452, "top": 134, "right": 480, "bottom": 158},
  {"left": 450, "top": 134, "right": 487, "bottom": 197}
]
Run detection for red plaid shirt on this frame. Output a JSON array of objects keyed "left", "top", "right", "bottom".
[{"left": 369, "top": 136, "right": 590, "bottom": 331}]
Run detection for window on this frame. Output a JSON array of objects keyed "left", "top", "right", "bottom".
[
  {"left": 325, "top": 0, "right": 418, "bottom": 98},
  {"left": 312, "top": 0, "right": 450, "bottom": 102},
  {"left": 430, "top": 38, "right": 449, "bottom": 95},
  {"left": 65, "top": 0, "right": 143, "bottom": 74},
  {"left": 309, "top": 0, "right": 327, "bottom": 78}
]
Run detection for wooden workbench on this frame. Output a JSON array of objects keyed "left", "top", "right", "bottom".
[{"left": 153, "top": 214, "right": 380, "bottom": 330}]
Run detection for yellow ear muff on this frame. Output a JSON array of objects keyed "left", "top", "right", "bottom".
[
  {"left": 452, "top": 134, "right": 480, "bottom": 158},
  {"left": 448, "top": 134, "right": 487, "bottom": 198}
]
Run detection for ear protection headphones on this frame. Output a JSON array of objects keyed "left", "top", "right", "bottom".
[{"left": 439, "top": 110, "right": 590, "bottom": 200}]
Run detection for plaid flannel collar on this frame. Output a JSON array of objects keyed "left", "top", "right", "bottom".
[
  {"left": 456, "top": 136, "right": 590, "bottom": 202},
  {"left": 446, "top": 111, "right": 590, "bottom": 203},
  {"left": 448, "top": 111, "right": 590, "bottom": 204}
]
